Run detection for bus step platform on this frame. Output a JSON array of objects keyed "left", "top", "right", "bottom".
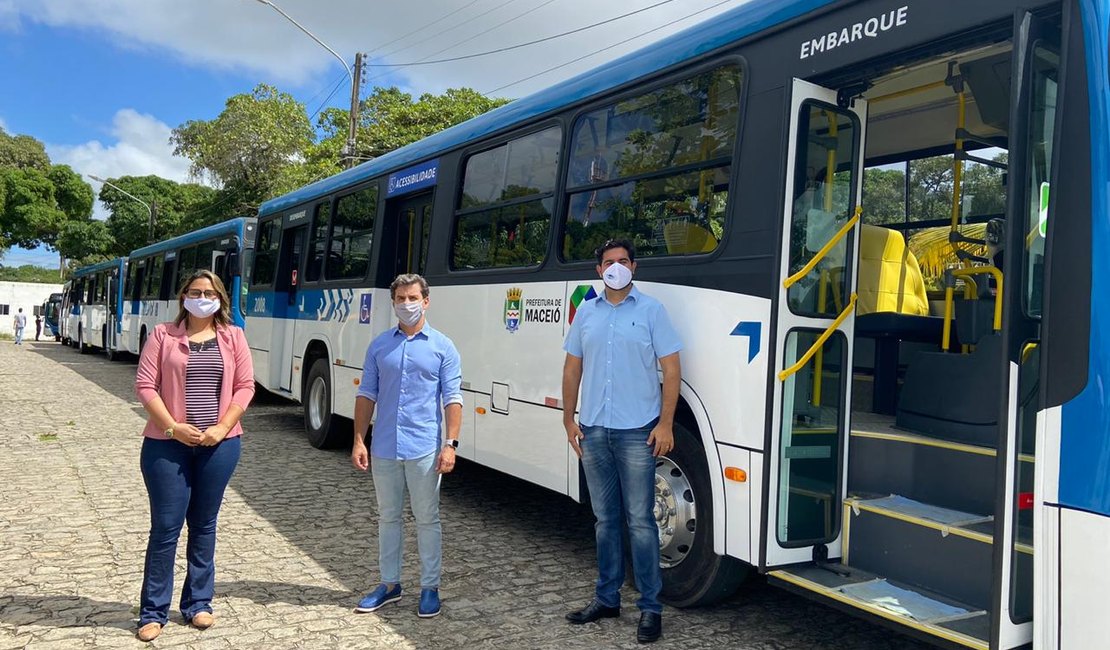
[{"left": 768, "top": 563, "right": 989, "bottom": 650}]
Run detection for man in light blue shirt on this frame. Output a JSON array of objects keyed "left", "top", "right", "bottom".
[
  {"left": 351, "top": 274, "right": 462, "bottom": 619},
  {"left": 562, "top": 239, "right": 682, "bottom": 644}
]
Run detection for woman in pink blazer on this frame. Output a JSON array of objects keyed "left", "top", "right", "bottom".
[{"left": 133, "top": 269, "right": 254, "bottom": 642}]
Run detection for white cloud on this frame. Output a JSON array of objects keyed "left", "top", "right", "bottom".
[
  {"left": 47, "top": 108, "right": 195, "bottom": 220},
  {"left": 4, "top": 0, "right": 748, "bottom": 96},
  {"left": 0, "top": 115, "right": 8, "bottom": 132}
]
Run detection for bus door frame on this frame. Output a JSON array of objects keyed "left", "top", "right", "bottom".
[
  {"left": 276, "top": 209, "right": 309, "bottom": 393},
  {"left": 762, "top": 79, "right": 866, "bottom": 569},
  {"left": 991, "top": 9, "right": 1063, "bottom": 649}
]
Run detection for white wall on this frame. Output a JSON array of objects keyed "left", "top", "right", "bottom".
[{"left": 0, "top": 282, "right": 63, "bottom": 336}]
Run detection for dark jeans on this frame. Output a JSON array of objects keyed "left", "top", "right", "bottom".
[
  {"left": 580, "top": 418, "right": 662, "bottom": 614},
  {"left": 139, "top": 436, "right": 241, "bottom": 625}
]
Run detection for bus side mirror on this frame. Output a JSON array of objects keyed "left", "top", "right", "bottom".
[{"left": 226, "top": 250, "right": 240, "bottom": 275}]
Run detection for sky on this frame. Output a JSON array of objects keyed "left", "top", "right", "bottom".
[{"left": 0, "top": 0, "right": 749, "bottom": 267}]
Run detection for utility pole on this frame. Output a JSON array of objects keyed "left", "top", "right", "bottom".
[
  {"left": 149, "top": 201, "right": 158, "bottom": 244},
  {"left": 346, "top": 52, "right": 364, "bottom": 169}
]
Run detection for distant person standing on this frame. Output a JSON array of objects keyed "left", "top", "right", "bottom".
[
  {"left": 13, "top": 308, "right": 27, "bottom": 345},
  {"left": 35, "top": 314, "right": 42, "bottom": 341},
  {"left": 351, "top": 273, "right": 462, "bottom": 619},
  {"left": 562, "top": 238, "right": 683, "bottom": 644}
]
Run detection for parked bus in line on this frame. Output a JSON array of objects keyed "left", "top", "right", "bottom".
[
  {"left": 60, "top": 257, "right": 127, "bottom": 356},
  {"left": 42, "top": 292, "right": 62, "bottom": 341},
  {"left": 245, "top": 1, "right": 1109, "bottom": 647},
  {"left": 122, "top": 217, "right": 257, "bottom": 356}
]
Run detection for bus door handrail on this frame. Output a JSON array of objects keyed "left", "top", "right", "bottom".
[
  {"left": 778, "top": 293, "right": 858, "bottom": 381},
  {"left": 941, "top": 266, "right": 1003, "bottom": 351},
  {"left": 783, "top": 206, "right": 862, "bottom": 289}
]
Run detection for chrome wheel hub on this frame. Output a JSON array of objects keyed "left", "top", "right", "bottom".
[
  {"left": 308, "top": 376, "right": 327, "bottom": 431},
  {"left": 654, "top": 456, "right": 697, "bottom": 569}
]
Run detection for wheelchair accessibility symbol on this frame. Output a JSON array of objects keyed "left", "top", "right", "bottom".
[{"left": 359, "top": 294, "right": 372, "bottom": 324}]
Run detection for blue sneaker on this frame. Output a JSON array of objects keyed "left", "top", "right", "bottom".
[
  {"left": 417, "top": 588, "right": 441, "bottom": 618},
  {"left": 355, "top": 583, "right": 402, "bottom": 613}
]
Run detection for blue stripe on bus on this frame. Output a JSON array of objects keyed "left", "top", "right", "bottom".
[
  {"left": 259, "top": 0, "right": 833, "bottom": 216},
  {"left": 247, "top": 288, "right": 362, "bottom": 323},
  {"left": 1059, "top": 0, "right": 1110, "bottom": 517}
]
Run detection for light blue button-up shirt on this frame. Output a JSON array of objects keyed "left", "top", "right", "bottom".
[
  {"left": 564, "top": 285, "right": 682, "bottom": 429},
  {"left": 357, "top": 323, "right": 464, "bottom": 460}
]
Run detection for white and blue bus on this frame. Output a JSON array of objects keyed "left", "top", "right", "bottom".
[
  {"left": 61, "top": 257, "right": 127, "bottom": 356},
  {"left": 122, "top": 217, "right": 257, "bottom": 355},
  {"left": 246, "top": 1, "right": 1109, "bottom": 647},
  {"left": 42, "top": 292, "right": 62, "bottom": 341}
]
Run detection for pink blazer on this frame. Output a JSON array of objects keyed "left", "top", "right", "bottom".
[{"left": 135, "top": 321, "right": 255, "bottom": 439}]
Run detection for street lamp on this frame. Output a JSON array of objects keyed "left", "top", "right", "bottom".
[
  {"left": 250, "top": 0, "right": 360, "bottom": 167},
  {"left": 87, "top": 174, "right": 156, "bottom": 243}
]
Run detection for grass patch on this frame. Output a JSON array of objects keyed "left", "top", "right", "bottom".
[{"left": 38, "top": 433, "right": 58, "bottom": 442}]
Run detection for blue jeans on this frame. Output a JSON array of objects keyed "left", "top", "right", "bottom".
[
  {"left": 13, "top": 327, "right": 23, "bottom": 345},
  {"left": 372, "top": 453, "right": 442, "bottom": 589},
  {"left": 580, "top": 420, "right": 662, "bottom": 614},
  {"left": 139, "top": 436, "right": 241, "bottom": 625}
]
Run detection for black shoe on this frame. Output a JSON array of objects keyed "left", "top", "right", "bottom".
[
  {"left": 637, "top": 612, "right": 662, "bottom": 643},
  {"left": 566, "top": 599, "right": 620, "bottom": 624}
]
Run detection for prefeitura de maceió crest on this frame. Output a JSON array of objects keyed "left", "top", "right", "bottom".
[{"left": 504, "top": 287, "right": 523, "bottom": 332}]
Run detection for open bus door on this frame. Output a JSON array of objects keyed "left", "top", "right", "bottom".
[{"left": 762, "top": 79, "right": 866, "bottom": 569}]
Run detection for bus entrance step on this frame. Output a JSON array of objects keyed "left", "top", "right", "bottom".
[
  {"left": 843, "top": 495, "right": 998, "bottom": 610},
  {"left": 769, "top": 563, "right": 988, "bottom": 650}
]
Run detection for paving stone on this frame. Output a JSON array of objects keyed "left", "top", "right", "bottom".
[{"left": 0, "top": 341, "right": 929, "bottom": 649}]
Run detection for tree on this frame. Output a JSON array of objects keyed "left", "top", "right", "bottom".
[
  {"left": 98, "top": 175, "right": 218, "bottom": 255},
  {"left": 862, "top": 168, "right": 906, "bottom": 225},
  {"left": 56, "top": 219, "right": 115, "bottom": 264},
  {"left": 0, "top": 129, "right": 50, "bottom": 171},
  {"left": 318, "top": 86, "right": 511, "bottom": 162},
  {"left": 171, "top": 84, "right": 314, "bottom": 214},
  {"left": 0, "top": 264, "right": 58, "bottom": 283}
]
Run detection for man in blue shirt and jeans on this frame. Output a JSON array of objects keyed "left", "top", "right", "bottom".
[
  {"left": 562, "top": 239, "right": 682, "bottom": 644},
  {"left": 351, "top": 273, "right": 463, "bottom": 618}
]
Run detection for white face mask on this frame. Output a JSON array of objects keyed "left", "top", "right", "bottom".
[
  {"left": 602, "top": 262, "right": 633, "bottom": 291},
  {"left": 183, "top": 297, "right": 221, "bottom": 318},
  {"left": 394, "top": 301, "right": 424, "bottom": 327}
]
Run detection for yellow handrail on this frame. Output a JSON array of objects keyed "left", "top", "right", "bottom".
[
  {"left": 779, "top": 294, "right": 858, "bottom": 381},
  {"left": 940, "top": 267, "right": 1004, "bottom": 350},
  {"left": 783, "top": 206, "right": 862, "bottom": 289}
]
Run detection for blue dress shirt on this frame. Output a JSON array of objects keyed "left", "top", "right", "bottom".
[
  {"left": 357, "top": 323, "right": 464, "bottom": 460},
  {"left": 564, "top": 285, "right": 683, "bottom": 429}
]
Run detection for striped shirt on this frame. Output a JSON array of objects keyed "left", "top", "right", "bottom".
[{"left": 185, "top": 338, "right": 224, "bottom": 429}]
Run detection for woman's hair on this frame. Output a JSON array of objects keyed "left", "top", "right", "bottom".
[{"left": 174, "top": 269, "right": 232, "bottom": 327}]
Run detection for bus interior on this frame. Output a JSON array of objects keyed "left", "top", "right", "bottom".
[{"left": 769, "top": 11, "right": 1059, "bottom": 648}]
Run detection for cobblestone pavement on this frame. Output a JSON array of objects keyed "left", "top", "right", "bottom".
[{"left": 0, "top": 341, "right": 929, "bottom": 650}]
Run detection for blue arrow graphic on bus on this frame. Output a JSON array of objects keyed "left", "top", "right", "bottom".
[{"left": 730, "top": 321, "right": 761, "bottom": 363}]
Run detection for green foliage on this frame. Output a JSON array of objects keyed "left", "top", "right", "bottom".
[
  {"left": 0, "top": 166, "right": 66, "bottom": 248},
  {"left": 98, "top": 175, "right": 218, "bottom": 255},
  {"left": 56, "top": 220, "right": 115, "bottom": 265},
  {"left": 0, "top": 264, "right": 58, "bottom": 283},
  {"left": 171, "top": 84, "right": 314, "bottom": 214},
  {"left": 0, "top": 128, "right": 50, "bottom": 171},
  {"left": 319, "top": 86, "right": 511, "bottom": 161},
  {"left": 862, "top": 168, "right": 906, "bottom": 225}
]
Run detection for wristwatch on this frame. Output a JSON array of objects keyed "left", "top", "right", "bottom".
[
  {"left": 444, "top": 439, "right": 459, "bottom": 449},
  {"left": 164, "top": 425, "right": 174, "bottom": 439}
]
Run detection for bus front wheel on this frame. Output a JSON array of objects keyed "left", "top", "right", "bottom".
[
  {"left": 657, "top": 421, "right": 751, "bottom": 607},
  {"left": 77, "top": 327, "right": 90, "bottom": 354},
  {"left": 304, "top": 358, "right": 350, "bottom": 450}
]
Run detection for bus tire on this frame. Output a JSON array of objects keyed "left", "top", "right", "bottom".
[
  {"left": 78, "top": 326, "right": 90, "bottom": 354},
  {"left": 138, "top": 328, "right": 148, "bottom": 356},
  {"left": 657, "top": 421, "right": 751, "bottom": 607},
  {"left": 303, "top": 358, "right": 349, "bottom": 449}
]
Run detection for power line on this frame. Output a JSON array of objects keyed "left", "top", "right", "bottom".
[
  {"left": 366, "top": 0, "right": 483, "bottom": 56},
  {"left": 485, "top": 0, "right": 739, "bottom": 96},
  {"left": 407, "top": 0, "right": 560, "bottom": 65},
  {"left": 365, "top": 0, "right": 676, "bottom": 68},
  {"left": 308, "top": 74, "right": 348, "bottom": 122},
  {"left": 375, "top": 0, "right": 521, "bottom": 62},
  {"left": 303, "top": 71, "right": 347, "bottom": 114}
]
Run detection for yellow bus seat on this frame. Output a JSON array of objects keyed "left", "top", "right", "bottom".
[
  {"left": 856, "top": 224, "right": 930, "bottom": 316},
  {"left": 664, "top": 221, "right": 717, "bottom": 255}
]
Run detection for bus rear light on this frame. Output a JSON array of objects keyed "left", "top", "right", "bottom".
[{"left": 724, "top": 467, "right": 747, "bottom": 482}]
